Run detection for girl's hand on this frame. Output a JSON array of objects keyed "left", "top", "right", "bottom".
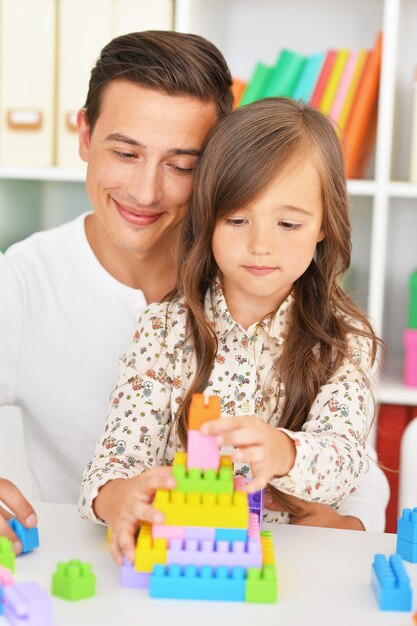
[
  {"left": 94, "top": 467, "right": 175, "bottom": 565},
  {"left": 201, "top": 416, "right": 296, "bottom": 493}
]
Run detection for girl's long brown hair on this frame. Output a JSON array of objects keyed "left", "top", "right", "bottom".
[{"left": 169, "top": 97, "right": 383, "bottom": 514}]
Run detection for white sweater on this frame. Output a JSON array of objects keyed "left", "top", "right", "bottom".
[{"left": 0, "top": 214, "right": 146, "bottom": 503}]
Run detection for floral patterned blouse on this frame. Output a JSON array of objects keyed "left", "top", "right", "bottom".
[{"left": 79, "top": 283, "right": 374, "bottom": 524}]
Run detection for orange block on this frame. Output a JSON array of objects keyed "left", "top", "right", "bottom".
[{"left": 188, "top": 393, "right": 221, "bottom": 430}]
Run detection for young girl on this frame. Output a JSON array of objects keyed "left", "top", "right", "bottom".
[{"left": 79, "top": 98, "right": 381, "bottom": 564}]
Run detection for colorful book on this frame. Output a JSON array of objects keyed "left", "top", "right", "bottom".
[
  {"left": 231, "top": 78, "right": 247, "bottom": 109},
  {"left": 309, "top": 50, "right": 337, "bottom": 108},
  {"left": 343, "top": 31, "right": 383, "bottom": 179},
  {"left": 337, "top": 49, "right": 368, "bottom": 132},
  {"left": 239, "top": 61, "right": 271, "bottom": 106},
  {"left": 319, "top": 48, "right": 350, "bottom": 114},
  {"left": 292, "top": 52, "right": 325, "bottom": 102},
  {"left": 330, "top": 50, "right": 360, "bottom": 128},
  {"left": 262, "top": 49, "right": 306, "bottom": 99}
]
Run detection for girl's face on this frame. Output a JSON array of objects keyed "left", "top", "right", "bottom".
[{"left": 212, "top": 156, "right": 325, "bottom": 326}]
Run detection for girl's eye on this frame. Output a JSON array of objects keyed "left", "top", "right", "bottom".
[
  {"left": 279, "top": 221, "right": 302, "bottom": 231},
  {"left": 225, "top": 218, "right": 246, "bottom": 226}
]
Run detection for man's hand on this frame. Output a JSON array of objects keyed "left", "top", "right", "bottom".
[
  {"left": 0, "top": 478, "right": 38, "bottom": 554},
  {"left": 264, "top": 490, "right": 365, "bottom": 531}
]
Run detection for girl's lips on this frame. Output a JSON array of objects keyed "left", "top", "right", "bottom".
[
  {"left": 244, "top": 266, "right": 276, "bottom": 276},
  {"left": 114, "top": 199, "right": 164, "bottom": 226}
]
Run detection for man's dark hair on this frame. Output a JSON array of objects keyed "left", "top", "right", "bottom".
[{"left": 84, "top": 30, "right": 233, "bottom": 131}]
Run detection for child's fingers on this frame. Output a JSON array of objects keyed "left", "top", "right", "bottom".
[
  {"left": 244, "top": 473, "right": 268, "bottom": 494},
  {"left": 233, "top": 444, "right": 264, "bottom": 464},
  {"left": 201, "top": 416, "right": 248, "bottom": 436},
  {"left": 127, "top": 498, "right": 164, "bottom": 526},
  {"left": 139, "top": 467, "right": 176, "bottom": 495},
  {"left": 216, "top": 426, "right": 265, "bottom": 448},
  {"left": 115, "top": 524, "right": 137, "bottom": 565}
]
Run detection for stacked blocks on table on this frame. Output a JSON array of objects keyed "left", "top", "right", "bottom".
[
  {"left": 396, "top": 507, "right": 417, "bottom": 563},
  {"left": 371, "top": 554, "right": 412, "bottom": 611},
  {"left": 7, "top": 520, "right": 39, "bottom": 555},
  {"left": 3, "top": 582, "right": 53, "bottom": 626},
  {"left": 127, "top": 393, "right": 277, "bottom": 603},
  {"left": 51, "top": 559, "right": 96, "bottom": 601},
  {"left": 0, "top": 564, "right": 15, "bottom": 616},
  {"left": 0, "top": 537, "right": 15, "bottom": 573}
]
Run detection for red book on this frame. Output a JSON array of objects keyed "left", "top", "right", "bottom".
[
  {"left": 376, "top": 403, "right": 417, "bottom": 532},
  {"left": 309, "top": 50, "right": 337, "bottom": 108},
  {"left": 343, "top": 31, "right": 383, "bottom": 179}
]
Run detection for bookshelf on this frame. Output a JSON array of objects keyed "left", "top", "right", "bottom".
[{"left": 0, "top": 0, "right": 416, "bottom": 406}]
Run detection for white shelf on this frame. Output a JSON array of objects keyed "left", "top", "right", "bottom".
[
  {"left": 0, "top": 165, "right": 86, "bottom": 182},
  {"left": 388, "top": 180, "right": 417, "bottom": 198},
  {"left": 347, "top": 179, "right": 377, "bottom": 196},
  {"left": 379, "top": 359, "right": 417, "bottom": 406}
]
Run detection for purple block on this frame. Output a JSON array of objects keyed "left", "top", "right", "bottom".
[
  {"left": 3, "top": 582, "right": 53, "bottom": 626},
  {"left": 167, "top": 538, "right": 262, "bottom": 570},
  {"left": 120, "top": 558, "right": 150, "bottom": 589},
  {"left": 185, "top": 527, "right": 215, "bottom": 541}
]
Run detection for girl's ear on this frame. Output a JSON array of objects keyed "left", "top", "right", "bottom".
[{"left": 317, "top": 228, "right": 325, "bottom": 242}]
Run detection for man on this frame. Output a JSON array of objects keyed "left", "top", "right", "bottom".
[{"left": 0, "top": 31, "right": 388, "bottom": 552}]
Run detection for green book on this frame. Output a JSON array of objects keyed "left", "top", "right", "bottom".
[
  {"left": 262, "top": 49, "right": 306, "bottom": 99},
  {"left": 409, "top": 269, "right": 417, "bottom": 328},
  {"left": 239, "top": 61, "right": 272, "bottom": 106}
]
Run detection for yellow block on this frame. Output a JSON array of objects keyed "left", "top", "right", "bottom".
[
  {"left": 154, "top": 489, "right": 248, "bottom": 528},
  {"left": 134, "top": 524, "right": 167, "bottom": 573},
  {"left": 261, "top": 531, "right": 275, "bottom": 565}
]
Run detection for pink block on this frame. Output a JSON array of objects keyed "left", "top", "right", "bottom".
[
  {"left": 0, "top": 564, "right": 14, "bottom": 586},
  {"left": 404, "top": 329, "right": 417, "bottom": 387},
  {"left": 187, "top": 430, "right": 219, "bottom": 470},
  {"left": 247, "top": 513, "right": 261, "bottom": 540},
  {"left": 152, "top": 525, "right": 185, "bottom": 540}
]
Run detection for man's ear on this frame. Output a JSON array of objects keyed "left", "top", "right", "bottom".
[{"left": 77, "top": 109, "right": 91, "bottom": 162}]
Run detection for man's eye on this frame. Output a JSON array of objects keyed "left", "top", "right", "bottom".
[
  {"left": 112, "top": 150, "right": 136, "bottom": 160},
  {"left": 171, "top": 165, "right": 195, "bottom": 175}
]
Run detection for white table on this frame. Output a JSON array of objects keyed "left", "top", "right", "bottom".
[{"left": 0, "top": 502, "right": 414, "bottom": 626}]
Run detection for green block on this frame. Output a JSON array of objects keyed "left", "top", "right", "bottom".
[
  {"left": 172, "top": 465, "right": 233, "bottom": 494},
  {"left": 409, "top": 269, "right": 417, "bottom": 328},
  {"left": 245, "top": 565, "right": 278, "bottom": 603},
  {"left": 0, "top": 536, "right": 15, "bottom": 573},
  {"left": 51, "top": 559, "right": 96, "bottom": 601}
]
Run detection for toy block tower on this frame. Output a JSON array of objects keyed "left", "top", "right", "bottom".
[{"left": 122, "top": 393, "right": 278, "bottom": 603}]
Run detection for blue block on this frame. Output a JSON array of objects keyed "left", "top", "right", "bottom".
[
  {"left": 371, "top": 554, "right": 412, "bottom": 611},
  {"left": 396, "top": 537, "right": 417, "bottom": 563},
  {"left": 215, "top": 528, "right": 247, "bottom": 542},
  {"left": 7, "top": 519, "right": 39, "bottom": 554},
  {"left": 150, "top": 564, "right": 246, "bottom": 601},
  {"left": 397, "top": 508, "right": 417, "bottom": 544}
]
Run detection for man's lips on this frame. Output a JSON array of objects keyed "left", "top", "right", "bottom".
[
  {"left": 243, "top": 266, "right": 277, "bottom": 276},
  {"left": 114, "top": 199, "right": 164, "bottom": 226}
]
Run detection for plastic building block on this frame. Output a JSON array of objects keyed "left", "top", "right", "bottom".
[
  {"left": 172, "top": 452, "right": 233, "bottom": 494},
  {"left": 3, "top": 582, "right": 53, "bottom": 626},
  {"left": 107, "top": 526, "right": 112, "bottom": 543},
  {"left": 0, "top": 564, "right": 14, "bottom": 586},
  {"left": 7, "top": 519, "right": 39, "bottom": 554},
  {"left": 187, "top": 430, "right": 219, "bottom": 470},
  {"left": 261, "top": 531, "right": 275, "bottom": 565},
  {"left": 396, "top": 537, "right": 417, "bottom": 563},
  {"left": 397, "top": 507, "right": 417, "bottom": 544},
  {"left": 134, "top": 525, "right": 167, "bottom": 573},
  {"left": 371, "top": 554, "right": 412, "bottom": 611},
  {"left": 215, "top": 528, "right": 248, "bottom": 542},
  {"left": 248, "top": 490, "right": 263, "bottom": 520},
  {"left": 120, "top": 558, "right": 150, "bottom": 588},
  {"left": 167, "top": 537, "right": 262, "bottom": 570},
  {"left": 188, "top": 393, "right": 221, "bottom": 430},
  {"left": 248, "top": 513, "right": 261, "bottom": 539},
  {"left": 51, "top": 559, "right": 96, "bottom": 601},
  {"left": 150, "top": 563, "right": 246, "bottom": 601},
  {"left": 153, "top": 489, "right": 249, "bottom": 528},
  {"left": 0, "top": 537, "right": 15, "bottom": 573},
  {"left": 245, "top": 565, "right": 278, "bottom": 604},
  {"left": 152, "top": 525, "right": 185, "bottom": 540}
]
